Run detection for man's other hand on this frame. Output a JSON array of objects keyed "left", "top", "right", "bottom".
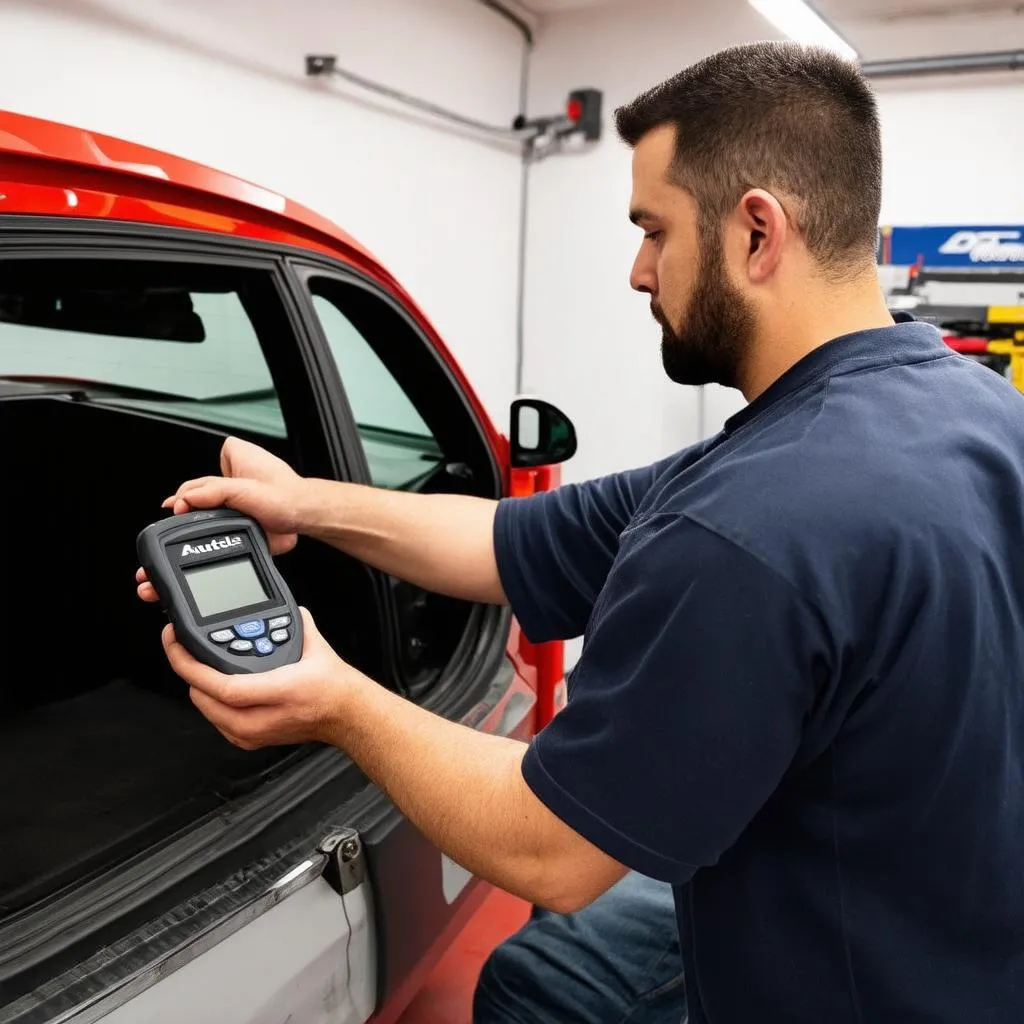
[
  {"left": 136, "top": 437, "right": 307, "bottom": 603},
  {"left": 162, "top": 607, "right": 349, "bottom": 749}
]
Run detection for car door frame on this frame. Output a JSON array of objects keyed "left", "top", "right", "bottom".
[
  {"left": 0, "top": 217, "right": 532, "bottom": 1021},
  {"left": 280, "top": 255, "right": 531, "bottom": 1008},
  {"left": 0, "top": 218, "right": 382, "bottom": 1018}
]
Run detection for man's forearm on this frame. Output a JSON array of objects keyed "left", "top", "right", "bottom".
[
  {"left": 297, "top": 479, "right": 507, "bottom": 605},
  {"left": 320, "top": 667, "right": 627, "bottom": 912}
]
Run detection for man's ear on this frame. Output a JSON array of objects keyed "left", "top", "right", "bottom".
[{"left": 736, "top": 189, "right": 788, "bottom": 284}]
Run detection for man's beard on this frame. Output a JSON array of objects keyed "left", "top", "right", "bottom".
[{"left": 652, "top": 233, "right": 756, "bottom": 389}]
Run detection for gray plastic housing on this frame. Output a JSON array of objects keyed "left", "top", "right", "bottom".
[{"left": 137, "top": 508, "right": 302, "bottom": 675}]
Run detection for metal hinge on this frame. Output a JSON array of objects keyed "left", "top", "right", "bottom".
[{"left": 318, "top": 828, "right": 365, "bottom": 896}]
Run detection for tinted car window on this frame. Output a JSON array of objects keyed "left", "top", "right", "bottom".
[
  {"left": 313, "top": 295, "right": 430, "bottom": 437},
  {"left": 310, "top": 290, "right": 444, "bottom": 491},
  {"left": 0, "top": 258, "right": 287, "bottom": 438}
]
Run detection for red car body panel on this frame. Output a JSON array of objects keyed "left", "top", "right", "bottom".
[{"left": 0, "top": 108, "right": 566, "bottom": 1020}]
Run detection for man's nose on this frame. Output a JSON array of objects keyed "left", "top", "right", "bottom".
[{"left": 630, "top": 253, "right": 655, "bottom": 295}]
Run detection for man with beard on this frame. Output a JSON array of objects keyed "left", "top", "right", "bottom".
[{"left": 142, "top": 41, "right": 1024, "bottom": 1024}]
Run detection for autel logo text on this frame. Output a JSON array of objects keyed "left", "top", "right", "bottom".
[{"left": 181, "top": 536, "right": 243, "bottom": 557}]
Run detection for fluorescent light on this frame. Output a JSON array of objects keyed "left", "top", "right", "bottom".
[{"left": 748, "top": 0, "right": 858, "bottom": 60}]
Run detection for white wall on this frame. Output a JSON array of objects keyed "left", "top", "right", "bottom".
[
  {"left": 523, "top": 0, "right": 781, "bottom": 487},
  {"left": 523, "top": 0, "right": 1024, "bottom": 488},
  {"left": 847, "top": 6, "right": 1024, "bottom": 226},
  {"left": 876, "top": 75, "right": 1024, "bottom": 226},
  {"left": 0, "top": 0, "right": 530, "bottom": 424}
]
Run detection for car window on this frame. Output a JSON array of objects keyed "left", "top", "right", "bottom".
[
  {"left": 309, "top": 290, "right": 444, "bottom": 490},
  {"left": 0, "top": 258, "right": 287, "bottom": 438}
]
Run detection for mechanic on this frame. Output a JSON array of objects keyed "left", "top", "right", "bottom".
[{"left": 138, "top": 41, "right": 1024, "bottom": 1024}]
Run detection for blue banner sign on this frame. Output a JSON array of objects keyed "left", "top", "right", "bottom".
[{"left": 879, "top": 226, "right": 1024, "bottom": 267}]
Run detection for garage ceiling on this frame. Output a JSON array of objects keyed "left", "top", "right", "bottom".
[
  {"left": 521, "top": 0, "right": 1020, "bottom": 18},
  {"left": 817, "top": 0, "right": 1020, "bottom": 20},
  {"left": 818, "top": 0, "right": 1024, "bottom": 61},
  {"left": 518, "top": 0, "right": 621, "bottom": 11},
  {"left": 518, "top": 0, "right": 1024, "bottom": 62}
]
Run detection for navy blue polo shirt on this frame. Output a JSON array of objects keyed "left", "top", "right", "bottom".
[{"left": 494, "top": 319, "right": 1024, "bottom": 1023}]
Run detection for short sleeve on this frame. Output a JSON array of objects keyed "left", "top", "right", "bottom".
[
  {"left": 521, "top": 513, "right": 833, "bottom": 883},
  {"left": 494, "top": 456, "right": 682, "bottom": 643}
]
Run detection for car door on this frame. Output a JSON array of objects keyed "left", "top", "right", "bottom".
[
  {"left": 0, "top": 221, "right": 383, "bottom": 1024},
  {"left": 284, "top": 258, "right": 537, "bottom": 1014},
  {"left": 0, "top": 218, "right": 554, "bottom": 1024}
]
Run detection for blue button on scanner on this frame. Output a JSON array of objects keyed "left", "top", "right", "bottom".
[
  {"left": 235, "top": 620, "right": 266, "bottom": 639},
  {"left": 254, "top": 637, "right": 275, "bottom": 656}
]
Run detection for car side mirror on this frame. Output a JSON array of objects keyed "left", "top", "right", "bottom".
[{"left": 510, "top": 397, "right": 577, "bottom": 468}]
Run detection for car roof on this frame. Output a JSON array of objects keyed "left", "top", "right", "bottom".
[{"left": 0, "top": 109, "right": 380, "bottom": 269}]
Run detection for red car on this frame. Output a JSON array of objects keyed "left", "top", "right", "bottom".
[{"left": 0, "top": 111, "right": 574, "bottom": 1024}]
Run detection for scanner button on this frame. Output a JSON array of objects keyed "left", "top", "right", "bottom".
[
  {"left": 268, "top": 616, "right": 291, "bottom": 630},
  {"left": 235, "top": 620, "right": 266, "bottom": 639},
  {"left": 270, "top": 629, "right": 289, "bottom": 644},
  {"left": 229, "top": 639, "right": 254, "bottom": 653},
  {"left": 210, "top": 629, "right": 235, "bottom": 644},
  {"left": 254, "top": 637, "right": 275, "bottom": 656}
]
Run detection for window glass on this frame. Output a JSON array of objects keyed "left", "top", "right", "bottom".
[
  {"left": 0, "top": 259, "right": 286, "bottom": 438},
  {"left": 310, "top": 291, "right": 443, "bottom": 490}
]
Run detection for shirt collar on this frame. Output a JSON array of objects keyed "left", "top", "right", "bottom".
[{"left": 723, "top": 314, "right": 948, "bottom": 435}]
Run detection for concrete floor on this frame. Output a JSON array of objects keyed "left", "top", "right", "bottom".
[{"left": 395, "top": 889, "right": 530, "bottom": 1023}]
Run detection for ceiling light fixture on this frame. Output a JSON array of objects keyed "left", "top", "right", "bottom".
[{"left": 748, "top": 0, "right": 859, "bottom": 60}]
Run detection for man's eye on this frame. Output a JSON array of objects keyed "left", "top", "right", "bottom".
[{"left": 644, "top": 230, "right": 663, "bottom": 242}]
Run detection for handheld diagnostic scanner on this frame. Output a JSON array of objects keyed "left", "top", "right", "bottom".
[{"left": 137, "top": 509, "right": 302, "bottom": 674}]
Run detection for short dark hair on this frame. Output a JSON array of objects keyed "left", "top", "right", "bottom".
[{"left": 615, "top": 41, "right": 882, "bottom": 273}]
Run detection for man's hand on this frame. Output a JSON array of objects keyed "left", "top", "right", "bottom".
[
  {"left": 161, "top": 606, "right": 628, "bottom": 913},
  {"left": 164, "top": 436, "right": 304, "bottom": 549},
  {"left": 137, "top": 437, "right": 308, "bottom": 603},
  {"left": 138, "top": 433, "right": 506, "bottom": 608},
  {"left": 162, "top": 607, "right": 348, "bottom": 749}
]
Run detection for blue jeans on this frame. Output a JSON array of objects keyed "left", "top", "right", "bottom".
[{"left": 473, "top": 872, "right": 686, "bottom": 1023}]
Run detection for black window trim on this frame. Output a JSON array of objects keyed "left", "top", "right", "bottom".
[
  {"left": 284, "top": 257, "right": 502, "bottom": 501},
  {"left": 0, "top": 215, "right": 505, "bottom": 496},
  {"left": 0, "top": 230, "right": 340, "bottom": 482},
  {"left": 282, "top": 258, "right": 508, "bottom": 699}
]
